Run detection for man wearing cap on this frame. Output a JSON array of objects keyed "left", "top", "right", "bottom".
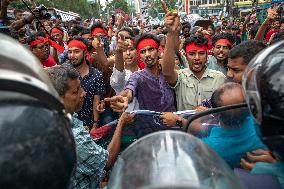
[
  {"left": 67, "top": 37, "right": 105, "bottom": 130},
  {"left": 162, "top": 12, "right": 225, "bottom": 111},
  {"left": 27, "top": 33, "right": 57, "bottom": 68},
  {"left": 105, "top": 33, "right": 176, "bottom": 113}
]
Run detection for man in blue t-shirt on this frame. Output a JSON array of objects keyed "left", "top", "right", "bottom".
[{"left": 200, "top": 82, "right": 266, "bottom": 168}]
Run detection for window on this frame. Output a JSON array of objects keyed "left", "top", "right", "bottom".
[
  {"left": 209, "top": 0, "right": 212, "bottom": 4},
  {"left": 190, "top": 1, "right": 194, "bottom": 5}
]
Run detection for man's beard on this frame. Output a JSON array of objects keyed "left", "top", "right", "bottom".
[{"left": 71, "top": 58, "right": 84, "bottom": 68}]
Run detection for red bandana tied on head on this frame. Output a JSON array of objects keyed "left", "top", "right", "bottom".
[
  {"left": 185, "top": 43, "right": 208, "bottom": 54},
  {"left": 215, "top": 39, "right": 233, "bottom": 46},
  {"left": 136, "top": 39, "right": 159, "bottom": 70},
  {"left": 30, "top": 37, "right": 49, "bottom": 48},
  {"left": 50, "top": 28, "right": 64, "bottom": 36},
  {"left": 137, "top": 39, "right": 159, "bottom": 53},
  {"left": 68, "top": 40, "right": 87, "bottom": 52},
  {"left": 30, "top": 37, "right": 65, "bottom": 53},
  {"left": 91, "top": 28, "right": 108, "bottom": 36}
]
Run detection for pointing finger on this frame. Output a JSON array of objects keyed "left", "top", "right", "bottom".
[{"left": 161, "top": 0, "right": 169, "bottom": 13}]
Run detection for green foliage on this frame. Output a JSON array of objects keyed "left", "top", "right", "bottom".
[
  {"left": 106, "top": 0, "right": 130, "bottom": 14},
  {"left": 8, "top": 0, "right": 101, "bottom": 18},
  {"left": 9, "top": 1, "right": 31, "bottom": 9},
  {"left": 147, "top": 0, "right": 178, "bottom": 18}
]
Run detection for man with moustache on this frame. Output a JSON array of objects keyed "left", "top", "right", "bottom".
[
  {"left": 67, "top": 37, "right": 105, "bottom": 130},
  {"left": 105, "top": 33, "right": 176, "bottom": 113},
  {"left": 207, "top": 32, "right": 235, "bottom": 75},
  {"left": 47, "top": 65, "right": 133, "bottom": 189},
  {"left": 227, "top": 40, "right": 266, "bottom": 84},
  {"left": 162, "top": 11, "right": 225, "bottom": 111},
  {"left": 27, "top": 33, "right": 57, "bottom": 67}
]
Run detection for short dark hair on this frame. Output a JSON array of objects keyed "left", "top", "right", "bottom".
[
  {"left": 46, "top": 65, "right": 79, "bottom": 96},
  {"left": 228, "top": 40, "right": 266, "bottom": 65},
  {"left": 132, "top": 27, "right": 140, "bottom": 36},
  {"left": 81, "top": 28, "right": 91, "bottom": 36},
  {"left": 211, "top": 82, "right": 242, "bottom": 108},
  {"left": 68, "top": 25, "right": 83, "bottom": 36},
  {"left": 90, "top": 22, "right": 107, "bottom": 33},
  {"left": 118, "top": 27, "right": 135, "bottom": 38},
  {"left": 134, "top": 33, "right": 160, "bottom": 49},
  {"left": 183, "top": 35, "right": 208, "bottom": 51},
  {"left": 182, "top": 22, "right": 191, "bottom": 31},
  {"left": 26, "top": 32, "right": 46, "bottom": 48},
  {"left": 212, "top": 32, "right": 235, "bottom": 47},
  {"left": 248, "top": 25, "right": 259, "bottom": 39}
]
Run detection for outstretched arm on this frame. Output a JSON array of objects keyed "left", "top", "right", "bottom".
[{"left": 160, "top": 1, "right": 180, "bottom": 86}]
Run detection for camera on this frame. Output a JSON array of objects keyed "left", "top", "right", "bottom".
[{"left": 36, "top": 5, "right": 51, "bottom": 20}]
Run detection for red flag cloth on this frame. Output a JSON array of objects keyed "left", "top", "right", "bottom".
[{"left": 90, "top": 125, "right": 112, "bottom": 140}]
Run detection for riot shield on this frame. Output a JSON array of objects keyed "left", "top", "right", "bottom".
[{"left": 107, "top": 131, "right": 245, "bottom": 189}]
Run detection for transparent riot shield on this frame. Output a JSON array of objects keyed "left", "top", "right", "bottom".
[{"left": 107, "top": 131, "right": 245, "bottom": 189}]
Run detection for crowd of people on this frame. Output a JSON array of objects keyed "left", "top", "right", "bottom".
[{"left": 0, "top": 0, "right": 284, "bottom": 188}]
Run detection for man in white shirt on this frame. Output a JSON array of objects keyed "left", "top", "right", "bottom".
[{"left": 110, "top": 35, "right": 139, "bottom": 111}]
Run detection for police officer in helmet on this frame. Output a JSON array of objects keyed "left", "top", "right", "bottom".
[
  {"left": 242, "top": 41, "right": 284, "bottom": 188},
  {"left": 0, "top": 34, "right": 76, "bottom": 189}
]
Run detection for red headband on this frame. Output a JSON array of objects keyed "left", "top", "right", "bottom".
[
  {"left": 185, "top": 43, "right": 208, "bottom": 54},
  {"left": 68, "top": 40, "right": 87, "bottom": 52},
  {"left": 51, "top": 28, "right": 64, "bottom": 36},
  {"left": 91, "top": 28, "right": 108, "bottom": 36},
  {"left": 30, "top": 37, "right": 49, "bottom": 47},
  {"left": 215, "top": 39, "right": 233, "bottom": 46},
  {"left": 137, "top": 39, "right": 159, "bottom": 53}
]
